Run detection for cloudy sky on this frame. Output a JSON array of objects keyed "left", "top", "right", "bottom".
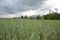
[{"left": 0, "top": 0, "right": 60, "bottom": 18}]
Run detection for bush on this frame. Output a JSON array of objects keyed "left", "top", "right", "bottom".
[{"left": 43, "top": 12, "right": 60, "bottom": 20}]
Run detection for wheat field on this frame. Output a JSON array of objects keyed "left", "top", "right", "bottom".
[{"left": 0, "top": 18, "right": 60, "bottom": 40}]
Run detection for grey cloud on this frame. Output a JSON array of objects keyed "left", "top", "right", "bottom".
[{"left": 0, "top": 0, "right": 46, "bottom": 15}]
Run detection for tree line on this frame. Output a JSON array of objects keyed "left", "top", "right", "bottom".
[
  {"left": 14, "top": 8, "right": 60, "bottom": 20},
  {"left": 14, "top": 12, "right": 60, "bottom": 20},
  {"left": 43, "top": 12, "right": 60, "bottom": 20}
]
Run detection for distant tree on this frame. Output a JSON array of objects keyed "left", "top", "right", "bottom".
[
  {"left": 37, "top": 15, "right": 40, "bottom": 19},
  {"left": 49, "top": 9, "right": 52, "bottom": 14},
  {"left": 21, "top": 16, "right": 23, "bottom": 18},
  {"left": 43, "top": 12, "right": 60, "bottom": 20},
  {"left": 55, "top": 8, "right": 58, "bottom": 13},
  {"left": 29, "top": 16, "right": 35, "bottom": 19},
  {"left": 13, "top": 17, "right": 20, "bottom": 19},
  {"left": 24, "top": 16, "right": 27, "bottom": 19}
]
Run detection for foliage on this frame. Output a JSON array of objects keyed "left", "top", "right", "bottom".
[
  {"left": 43, "top": 12, "right": 60, "bottom": 20},
  {"left": 13, "top": 12, "right": 60, "bottom": 20},
  {"left": 21, "top": 16, "right": 24, "bottom": 18},
  {"left": 23, "top": 16, "right": 27, "bottom": 19},
  {"left": 37, "top": 15, "right": 40, "bottom": 19}
]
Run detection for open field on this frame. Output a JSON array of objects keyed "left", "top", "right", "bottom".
[{"left": 0, "top": 18, "right": 60, "bottom": 40}]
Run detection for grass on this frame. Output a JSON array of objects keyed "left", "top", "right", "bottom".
[{"left": 0, "top": 18, "right": 60, "bottom": 40}]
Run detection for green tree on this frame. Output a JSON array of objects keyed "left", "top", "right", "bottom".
[
  {"left": 37, "top": 15, "right": 40, "bottom": 19},
  {"left": 43, "top": 12, "right": 60, "bottom": 20},
  {"left": 24, "top": 16, "right": 27, "bottom": 19},
  {"left": 21, "top": 16, "right": 23, "bottom": 18}
]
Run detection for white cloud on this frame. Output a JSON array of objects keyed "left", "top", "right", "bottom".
[
  {"left": 37, "top": 0, "right": 60, "bottom": 15},
  {"left": 22, "top": 10, "right": 37, "bottom": 16},
  {"left": 0, "top": 14, "right": 16, "bottom": 18},
  {"left": 44, "top": 0, "right": 60, "bottom": 12}
]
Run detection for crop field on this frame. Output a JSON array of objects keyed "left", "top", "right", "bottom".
[{"left": 0, "top": 18, "right": 60, "bottom": 40}]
